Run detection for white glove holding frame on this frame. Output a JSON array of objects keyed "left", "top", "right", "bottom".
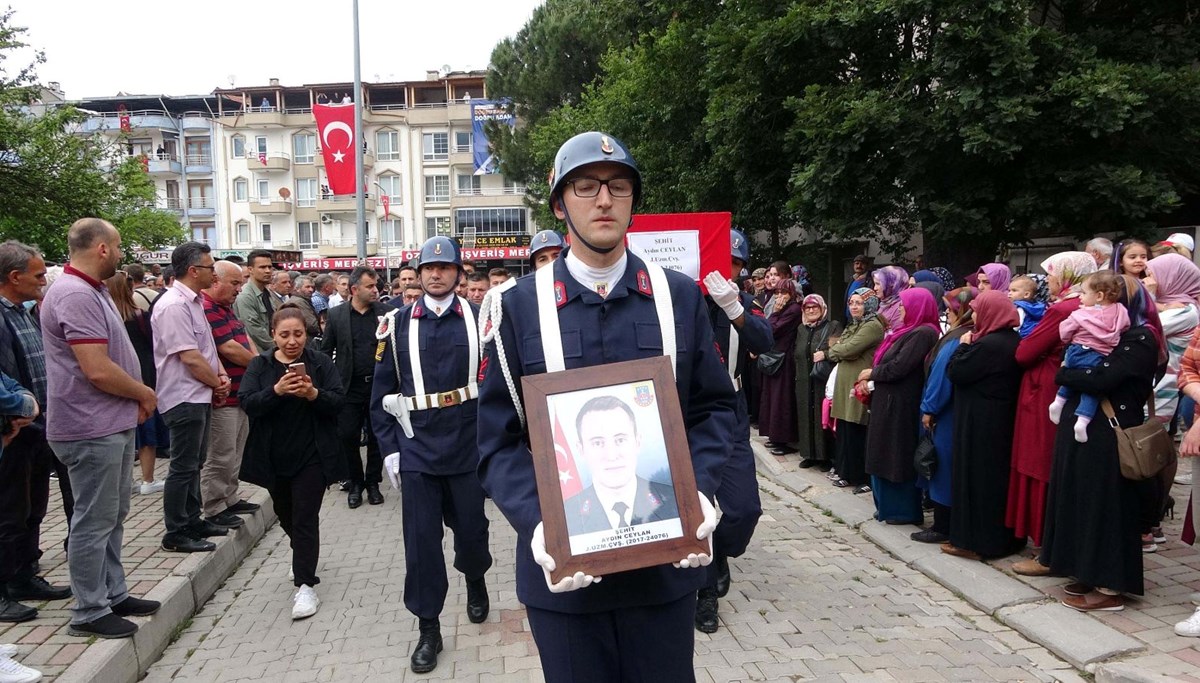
[{"left": 531, "top": 522, "right": 602, "bottom": 593}]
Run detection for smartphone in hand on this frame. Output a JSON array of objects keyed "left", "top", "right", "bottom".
[{"left": 287, "top": 362, "right": 308, "bottom": 378}]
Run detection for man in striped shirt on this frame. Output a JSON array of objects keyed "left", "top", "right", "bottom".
[{"left": 200, "top": 261, "right": 260, "bottom": 527}]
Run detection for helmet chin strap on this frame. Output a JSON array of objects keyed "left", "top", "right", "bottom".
[{"left": 562, "top": 202, "right": 619, "bottom": 255}]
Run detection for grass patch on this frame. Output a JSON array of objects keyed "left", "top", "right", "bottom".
[{"left": 168, "top": 617, "right": 194, "bottom": 646}]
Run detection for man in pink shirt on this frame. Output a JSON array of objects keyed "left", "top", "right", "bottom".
[{"left": 151, "top": 242, "right": 231, "bottom": 553}]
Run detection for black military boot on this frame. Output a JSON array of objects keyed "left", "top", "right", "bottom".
[
  {"left": 347, "top": 483, "right": 363, "bottom": 509},
  {"left": 411, "top": 618, "right": 443, "bottom": 673},
  {"left": 695, "top": 586, "right": 719, "bottom": 634},
  {"left": 714, "top": 554, "right": 731, "bottom": 598},
  {"left": 466, "top": 576, "right": 489, "bottom": 623}
]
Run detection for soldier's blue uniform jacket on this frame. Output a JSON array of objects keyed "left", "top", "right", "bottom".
[
  {"left": 371, "top": 298, "right": 481, "bottom": 475},
  {"left": 709, "top": 291, "right": 773, "bottom": 380},
  {"left": 706, "top": 291, "right": 773, "bottom": 559},
  {"left": 477, "top": 249, "right": 737, "bottom": 614}
]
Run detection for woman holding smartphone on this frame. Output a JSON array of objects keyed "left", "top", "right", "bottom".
[{"left": 239, "top": 308, "right": 346, "bottom": 620}]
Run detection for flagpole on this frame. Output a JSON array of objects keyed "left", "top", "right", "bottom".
[{"left": 352, "top": 0, "right": 366, "bottom": 261}]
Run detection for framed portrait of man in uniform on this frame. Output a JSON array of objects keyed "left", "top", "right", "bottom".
[{"left": 522, "top": 356, "right": 708, "bottom": 583}]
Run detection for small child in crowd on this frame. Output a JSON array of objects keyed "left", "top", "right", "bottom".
[
  {"left": 1048, "top": 271, "right": 1130, "bottom": 442},
  {"left": 1008, "top": 275, "right": 1046, "bottom": 338}
]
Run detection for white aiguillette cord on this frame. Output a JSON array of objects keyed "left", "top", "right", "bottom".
[
  {"left": 536, "top": 260, "right": 676, "bottom": 377},
  {"left": 407, "top": 297, "right": 479, "bottom": 398}
]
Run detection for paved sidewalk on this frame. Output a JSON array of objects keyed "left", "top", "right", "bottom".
[
  {"left": 762, "top": 441, "right": 1200, "bottom": 682},
  {"left": 145, "top": 471, "right": 1088, "bottom": 681},
  {"left": 0, "top": 459, "right": 273, "bottom": 682}
]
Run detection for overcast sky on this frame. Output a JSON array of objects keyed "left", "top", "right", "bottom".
[{"left": 5, "top": 0, "right": 543, "bottom": 98}]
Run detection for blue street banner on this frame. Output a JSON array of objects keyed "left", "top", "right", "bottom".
[{"left": 471, "top": 100, "right": 514, "bottom": 175}]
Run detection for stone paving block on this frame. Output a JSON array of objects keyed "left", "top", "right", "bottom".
[
  {"left": 861, "top": 522, "right": 945, "bottom": 566},
  {"left": 999, "top": 602, "right": 1144, "bottom": 669},
  {"left": 912, "top": 553, "right": 1044, "bottom": 614}
]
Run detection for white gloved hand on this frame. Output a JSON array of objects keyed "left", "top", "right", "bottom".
[
  {"left": 703, "top": 271, "right": 744, "bottom": 321},
  {"left": 383, "top": 452, "right": 400, "bottom": 490},
  {"left": 531, "top": 522, "right": 601, "bottom": 593},
  {"left": 674, "top": 492, "right": 718, "bottom": 569}
]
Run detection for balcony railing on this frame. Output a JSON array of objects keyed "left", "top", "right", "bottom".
[
  {"left": 156, "top": 198, "right": 184, "bottom": 211},
  {"left": 368, "top": 103, "right": 408, "bottom": 111},
  {"left": 185, "top": 153, "right": 212, "bottom": 166},
  {"left": 188, "top": 197, "right": 215, "bottom": 209},
  {"left": 454, "top": 187, "right": 527, "bottom": 197},
  {"left": 321, "top": 236, "right": 379, "bottom": 248}
]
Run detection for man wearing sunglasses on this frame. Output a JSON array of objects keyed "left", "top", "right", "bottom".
[{"left": 477, "top": 132, "right": 736, "bottom": 679}]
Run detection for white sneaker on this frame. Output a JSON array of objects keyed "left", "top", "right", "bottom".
[
  {"left": 1175, "top": 606, "right": 1200, "bottom": 637},
  {"left": 139, "top": 480, "right": 165, "bottom": 495},
  {"left": 287, "top": 566, "right": 293, "bottom": 581},
  {"left": 0, "top": 645, "right": 43, "bottom": 683},
  {"left": 291, "top": 585, "right": 318, "bottom": 620}
]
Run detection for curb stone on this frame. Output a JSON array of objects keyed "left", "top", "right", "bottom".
[
  {"left": 54, "top": 489, "right": 276, "bottom": 683},
  {"left": 748, "top": 437, "right": 1161, "bottom": 677}
]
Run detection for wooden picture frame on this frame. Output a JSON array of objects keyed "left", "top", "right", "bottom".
[{"left": 522, "top": 356, "right": 707, "bottom": 584}]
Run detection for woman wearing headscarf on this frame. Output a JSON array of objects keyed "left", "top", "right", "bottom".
[
  {"left": 1008, "top": 252, "right": 1098, "bottom": 576},
  {"left": 825, "top": 289, "right": 885, "bottom": 491},
  {"left": 976, "top": 263, "right": 1012, "bottom": 293},
  {"left": 860, "top": 288, "right": 941, "bottom": 524},
  {"left": 873, "top": 265, "right": 911, "bottom": 332},
  {"left": 1039, "top": 276, "right": 1159, "bottom": 611},
  {"left": 942, "top": 291, "right": 1025, "bottom": 560},
  {"left": 762, "top": 260, "right": 791, "bottom": 320},
  {"left": 911, "top": 270, "right": 940, "bottom": 286},
  {"left": 759, "top": 278, "right": 804, "bottom": 454},
  {"left": 1141, "top": 253, "right": 1200, "bottom": 548},
  {"left": 929, "top": 267, "right": 956, "bottom": 293},
  {"left": 913, "top": 280, "right": 947, "bottom": 332},
  {"left": 912, "top": 287, "right": 978, "bottom": 543},
  {"left": 793, "top": 294, "right": 843, "bottom": 469}
]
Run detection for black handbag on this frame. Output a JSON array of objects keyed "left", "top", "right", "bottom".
[
  {"left": 758, "top": 351, "right": 785, "bottom": 376},
  {"left": 810, "top": 359, "right": 833, "bottom": 382},
  {"left": 914, "top": 431, "right": 938, "bottom": 480}
]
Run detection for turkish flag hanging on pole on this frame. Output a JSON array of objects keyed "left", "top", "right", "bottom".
[
  {"left": 553, "top": 412, "right": 583, "bottom": 499},
  {"left": 312, "top": 103, "right": 357, "bottom": 195},
  {"left": 381, "top": 194, "right": 391, "bottom": 218}
]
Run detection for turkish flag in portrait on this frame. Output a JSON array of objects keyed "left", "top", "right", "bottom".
[
  {"left": 312, "top": 103, "right": 357, "bottom": 195},
  {"left": 553, "top": 411, "right": 583, "bottom": 499}
]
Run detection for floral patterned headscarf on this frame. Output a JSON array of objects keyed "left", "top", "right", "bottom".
[
  {"left": 929, "top": 267, "right": 956, "bottom": 292},
  {"left": 1039, "top": 251, "right": 1097, "bottom": 299},
  {"left": 850, "top": 287, "right": 880, "bottom": 321}
]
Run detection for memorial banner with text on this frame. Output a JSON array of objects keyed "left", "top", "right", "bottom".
[
  {"left": 471, "top": 100, "right": 514, "bottom": 175},
  {"left": 626, "top": 212, "right": 732, "bottom": 292}
]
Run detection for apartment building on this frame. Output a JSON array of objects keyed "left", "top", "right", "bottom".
[
  {"left": 71, "top": 70, "right": 535, "bottom": 272},
  {"left": 73, "top": 93, "right": 223, "bottom": 246},
  {"left": 211, "top": 70, "right": 533, "bottom": 272}
]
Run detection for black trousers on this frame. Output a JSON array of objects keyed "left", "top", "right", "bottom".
[
  {"left": 337, "top": 379, "right": 381, "bottom": 486},
  {"left": 834, "top": 420, "right": 869, "bottom": 487},
  {"left": 526, "top": 592, "right": 697, "bottom": 683},
  {"left": 0, "top": 428, "right": 57, "bottom": 583},
  {"left": 930, "top": 502, "right": 951, "bottom": 535},
  {"left": 401, "top": 470, "right": 492, "bottom": 620},
  {"left": 270, "top": 461, "right": 325, "bottom": 587}
]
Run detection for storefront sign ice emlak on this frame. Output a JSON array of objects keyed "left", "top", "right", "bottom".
[{"left": 626, "top": 231, "right": 702, "bottom": 281}]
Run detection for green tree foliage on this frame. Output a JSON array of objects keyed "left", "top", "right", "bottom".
[
  {"left": 0, "top": 9, "right": 184, "bottom": 260},
  {"left": 489, "top": 0, "right": 1200, "bottom": 269}
]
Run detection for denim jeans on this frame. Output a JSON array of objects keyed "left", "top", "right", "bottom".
[{"left": 162, "top": 403, "right": 212, "bottom": 535}]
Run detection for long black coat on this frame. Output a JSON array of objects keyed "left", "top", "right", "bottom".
[
  {"left": 793, "top": 319, "right": 842, "bottom": 462},
  {"left": 946, "top": 329, "right": 1025, "bottom": 558},
  {"left": 1039, "top": 327, "right": 1157, "bottom": 595},
  {"left": 238, "top": 347, "right": 347, "bottom": 490},
  {"left": 865, "top": 327, "right": 940, "bottom": 482}
]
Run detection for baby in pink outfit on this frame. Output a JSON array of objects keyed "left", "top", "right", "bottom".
[{"left": 1048, "top": 271, "right": 1130, "bottom": 442}]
